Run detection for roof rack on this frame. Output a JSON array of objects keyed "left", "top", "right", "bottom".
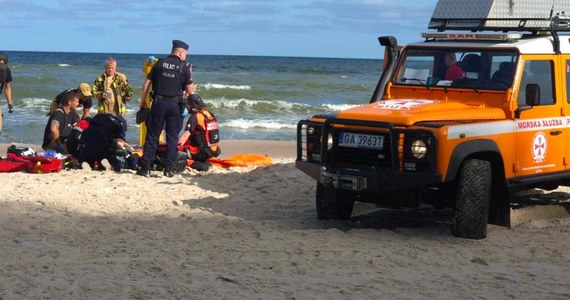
[
  {"left": 428, "top": 0, "right": 570, "bottom": 33},
  {"left": 429, "top": 16, "right": 570, "bottom": 33},
  {"left": 421, "top": 32, "right": 523, "bottom": 41}
]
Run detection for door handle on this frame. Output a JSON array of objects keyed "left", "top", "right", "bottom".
[{"left": 550, "top": 130, "right": 562, "bottom": 136}]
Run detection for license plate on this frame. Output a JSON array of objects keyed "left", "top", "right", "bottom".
[{"left": 338, "top": 132, "right": 384, "bottom": 150}]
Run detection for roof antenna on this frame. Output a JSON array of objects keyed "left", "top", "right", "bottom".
[
  {"left": 508, "top": 0, "right": 514, "bottom": 15},
  {"left": 550, "top": 3, "right": 561, "bottom": 54}
]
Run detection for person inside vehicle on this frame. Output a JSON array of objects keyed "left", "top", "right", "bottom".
[
  {"left": 444, "top": 52, "right": 464, "bottom": 80},
  {"left": 490, "top": 62, "right": 515, "bottom": 88}
]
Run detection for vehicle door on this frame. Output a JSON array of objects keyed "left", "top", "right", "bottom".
[{"left": 514, "top": 56, "right": 566, "bottom": 177}]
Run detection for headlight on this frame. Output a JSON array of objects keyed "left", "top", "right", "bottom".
[
  {"left": 410, "top": 139, "right": 427, "bottom": 159},
  {"left": 327, "top": 132, "right": 333, "bottom": 150}
]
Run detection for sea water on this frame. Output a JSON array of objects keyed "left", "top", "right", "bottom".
[{"left": 0, "top": 51, "right": 382, "bottom": 145}]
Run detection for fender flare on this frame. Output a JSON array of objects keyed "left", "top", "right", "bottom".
[{"left": 445, "top": 139, "right": 502, "bottom": 182}]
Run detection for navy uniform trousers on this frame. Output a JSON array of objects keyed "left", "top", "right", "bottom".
[{"left": 142, "top": 99, "right": 182, "bottom": 167}]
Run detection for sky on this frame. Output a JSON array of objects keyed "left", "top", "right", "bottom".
[{"left": 0, "top": 0, "right": 438, "bottom": 59}]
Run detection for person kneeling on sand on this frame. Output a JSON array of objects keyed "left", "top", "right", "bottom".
[
  {"left": 42, "top": 92, "right": 80, "bottom": 153},
  {"left": 177, "top": 94, "right": 221, "bottom": 171},
  {"left": 77, "top": 113, "right": 138, "bottom": 172}
]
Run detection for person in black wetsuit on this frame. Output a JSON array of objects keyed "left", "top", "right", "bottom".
[{"left": 77, "top": 113, "right": 136, "bottom": 172}]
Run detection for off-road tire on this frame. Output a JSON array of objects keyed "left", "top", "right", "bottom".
[
  {"left": 316, "top": 182, "right": 355, "bottom": 220},
  {"left": 452, "top": 159, "right": 492, "bottom": 239}
]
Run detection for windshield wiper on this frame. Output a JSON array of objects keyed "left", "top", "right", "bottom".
[
  {"left": 401, "top": 77, "right": 433, "bottom": 91},
  {"left": 468, "top": 86, "right": 482, "bottom": 94}
]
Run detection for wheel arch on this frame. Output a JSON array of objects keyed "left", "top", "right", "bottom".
[{"left": 446, "top": 139, "right": 505, "bottom": 183}]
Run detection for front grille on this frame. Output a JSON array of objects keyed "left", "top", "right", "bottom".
[
  {"left": 330, "top": 128, "right": 393, "bottom": 170},
  {"left": 303, "top": 117, "right": 437, "bottom": 174}
]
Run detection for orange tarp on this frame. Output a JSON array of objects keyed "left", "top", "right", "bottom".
[{"left": 209, "top": 154, "right": 272, "bottom": 168}]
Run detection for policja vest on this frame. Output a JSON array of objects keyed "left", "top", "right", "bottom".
[{"left": 152, "top": 56, "right": 188, "bottom": 99}]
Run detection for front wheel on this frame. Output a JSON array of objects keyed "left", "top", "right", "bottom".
[
  {"left": 452, "top": 159, "right": 492, "bottom": 239},
  {"left": 316, "top": 183, "right": 355, "bottom": 220}
]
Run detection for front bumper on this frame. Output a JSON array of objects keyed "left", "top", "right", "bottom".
[
  {"left": 296, "top": 160, "right": 442, "bottom": 192},
  {"left": 296, "top": 117, "right": 442, "bottom": 193}
]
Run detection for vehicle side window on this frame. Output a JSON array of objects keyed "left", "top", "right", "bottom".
[{"left": 517, "top": 60, "right": 554, "bottom": 106}]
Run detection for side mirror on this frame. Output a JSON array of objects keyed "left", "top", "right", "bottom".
[
  {"left": 515, "top": 83, "right": 540, "bottom": 118},
  {"left": 525, "top": 83, "right": 540, "bottom": 106}
]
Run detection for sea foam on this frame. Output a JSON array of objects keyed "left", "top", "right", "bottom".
[
  {"left": 221, "top": 119, "right": 297, "bottom": 130},
  {"left": 201, "top": 83, "right": 251, "bottom": 90}
]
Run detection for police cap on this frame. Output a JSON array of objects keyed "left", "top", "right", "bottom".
[{"left": 172, "top": 39, "right": 189, "bottom": 51}]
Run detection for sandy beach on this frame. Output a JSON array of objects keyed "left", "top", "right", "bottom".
[{"left": 1, "top": 139, "right": 570, "bottom": 299}]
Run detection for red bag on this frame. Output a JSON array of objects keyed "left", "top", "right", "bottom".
[
  {"left": 26, "top": 156, "right": 62, "bottom": 173},
  {"left": 0, "top": 154, "right": 62, "bottom": 173},
  {"left": 0, "top": 154, "right": 32, "bottom": 173},
  {"left": 0, "top": 159, "right": 28, "bottom": 172}
]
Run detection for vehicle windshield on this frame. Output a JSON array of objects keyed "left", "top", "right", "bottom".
[{"left": 393, "top": 48, "right": 518, "bottom": 91}]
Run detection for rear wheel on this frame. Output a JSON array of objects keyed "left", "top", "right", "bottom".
[
  {"left": 452, "top": 159, "right": 492, "bottom": 239},
  {"left": 316, "top": 183, "right": 355, "bottom": 220}
]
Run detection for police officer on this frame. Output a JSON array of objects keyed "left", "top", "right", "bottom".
[{"left": 137, "top": 39, "right": 195, "bottom": 177}]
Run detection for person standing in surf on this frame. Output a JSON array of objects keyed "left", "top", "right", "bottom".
[{"left": 0, "top": 52, "right": 14, "bottom": 139}]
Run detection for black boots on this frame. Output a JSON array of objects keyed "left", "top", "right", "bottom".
[
  {"left": 163, "top": 165, "right": 175, "bottom": 178},
  {"left": 137, "top": 161, "right": 176, "bottom": 178},
  {"left": 136, "top": 161, "right": 151, "bottom": 177},
  {"left": 190, "top": 161, "right": 210, "bottom": 172}
]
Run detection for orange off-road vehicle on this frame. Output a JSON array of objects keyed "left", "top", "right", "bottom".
[{"left": 296, "top": 0, "right": 570, "bottom": 239}]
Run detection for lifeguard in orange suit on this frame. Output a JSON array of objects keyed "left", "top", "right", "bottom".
[{"left": 177, "top": 94, "right": 221, "bottom": 171}]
